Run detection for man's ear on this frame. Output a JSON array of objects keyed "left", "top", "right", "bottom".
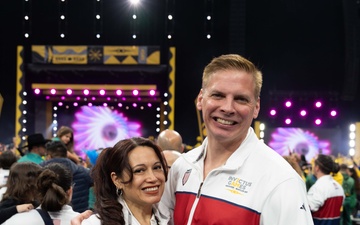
[{"left": 196, "top": 89, "right": 203, "bottom": 111}]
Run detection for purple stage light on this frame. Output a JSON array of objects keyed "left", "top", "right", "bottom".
[
  {"left": 132, "top": 90, "right": 139, "bottom": 96},
  {"left": 99, "top": 89, "right": 105, "bottom": 95},
  {"left": 133, "top": 103, "right": 137, "bottom": 107},
  {"left": 50, "top": 89, "right": 56, "bottom": 95},
  {"left": 330, "top": 110, "right": 337, "bottom": 117},
  {"left": 76, "top": 97, "right": 81, "bottom": 100},
  {"left": 34, "top": 88, "right": 41, "bottom": 94},
  {"left": 285, "top": 118, "right": 292, "bottom": 125},
  {"left": 74, "top": 102, "right": 78, "bottom": 107},
  {"left": 116, "top": 90, "right": 122, "bottom": 96},
  {"left": 148, "top": 103, "right": 152, "bottom": 107},
  {"left": 300, "top": 110, "right": 307, "bottom": 116},
  {"left": 58, "top": 102, "right": 63, "bottom": 106},
  {"left": 315, "top": 118, "right": 322, "bottom": 125},
  {"left": 315, "top": 101, "right": 322, "bottom": 108},
  {"left": 118, "top": 103, "right": 123, "bottom": 107},
  {"left": 285, "top": 101, "right": 292, "bottom": 108},
  {"left": 270, "top": 109, "right": 276, "bottom": 116},
  {"left": 83, "top": 89, "right": 90, "bottom": 95},
  {"left": 66, "top": 89, "right": 73, "bottom": 95},
  {"left": 149, "top": 90, "right": 156, "bottom": 96}
]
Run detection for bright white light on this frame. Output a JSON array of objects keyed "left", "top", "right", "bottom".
[
  {"left": 60, "top": 15, "right": 65, "bottom": 20},
  {"left": 207, "top": 15, "right": 211, "bottom": 20},
  {"left": 22, "top": 100, "right": 27, "bottom": 105},
  {"left": 168, "top": 35, "right": 172, "bottom": 39},
  {"left": 96, "top": 15, "right": 100, "bottom": 19},
  {"left": 129, "top": 0, "right": 140, "bottom": 6},
  {"left": 349, "top": 124, "right": 356, "bottom": 132},
  {"left": 132, "top": 14, "right": 137, "bottom": 19},
  {"left": 350, "top": 132, "right": 356, "bottom": 140},
  {"left": 23, "top": 119, "right": 27, "bottom": 124},
  {"left": 259, "top": 123, "right": 265, "bottom": 130},
  {"left": 24, "top": 33, "right": 29, "bottom": 38},
  {"left": 96, "top": 34, "right": 101, "bottom": 38},
  {"left": 60, "top": 33, "right": 65, "bottom": 38},
  {"left": 23, "top": 91, "right": 27, "bottom": 96},
  {"left": 349, "top": 148, "right": 356, "bottom": 156},
  {"left": 260, "top": 131, "right": 264, "bottom": 138},
  {"left": 132, "top": 34, "right": 137, "bottom": 39},
  {"left": 349, "top": 140, "right": 356, "bottom": 147},
  {"left": 168, "top": 15, "right": 173, "bottom": 20},
  {"left": 207, "top": 34, "right": 211, "bottom": 39},
  {"left": 24, "top": 15, "right": 29, "bottom": 20}
]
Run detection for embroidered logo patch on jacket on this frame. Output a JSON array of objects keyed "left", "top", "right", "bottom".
[{"left": 182, "top": 169, "right": 192, "bottom": 185}]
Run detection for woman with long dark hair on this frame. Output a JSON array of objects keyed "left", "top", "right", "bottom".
[{"left": 81, "top": 137, "right": 170, "bottom": 225}]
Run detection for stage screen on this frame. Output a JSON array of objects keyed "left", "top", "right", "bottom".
[
  {"left": 263, "top": 127, "right": 344, "bottom": 162},
  {"left": 56, "top": 105, "right": 159, "bottom": 153}
]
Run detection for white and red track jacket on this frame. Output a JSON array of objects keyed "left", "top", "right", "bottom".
[{"left": 160, "top": 127, "right": 314, "bottom": 225}]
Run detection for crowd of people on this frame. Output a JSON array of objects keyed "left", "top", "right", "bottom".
[{"left": 0, "top": 54, "right": 358, "bottom": 225}]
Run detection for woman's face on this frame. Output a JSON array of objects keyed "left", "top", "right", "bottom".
[
  {"left": 60, "top": 133, "right": 72, "bottom": 144},
  {"left": 116, "top": 146, "right": 166, "bottom": 210}
]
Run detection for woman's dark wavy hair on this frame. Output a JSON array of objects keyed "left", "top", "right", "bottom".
[
  {"left": 315, "top": 154, "right": 340, "bottom": 175},
  {"left": 1, "top": 162, "right": 42, "bottom": 203},
  {"left": 37, "top": 162, "right": 73, "bottom": 211},
  {"left": 93, "top": 137, "right": 168, "bottom": 225}
]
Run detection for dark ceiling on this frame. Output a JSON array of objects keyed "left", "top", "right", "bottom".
[{"left": 0, "top": 0, "right": 359, "bottom": 145}]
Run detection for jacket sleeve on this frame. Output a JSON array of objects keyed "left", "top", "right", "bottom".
[
  {"left": 261, "top": 177, "right": 314, "bottom": 225},
  {"left": 0, "top": 206, "right": 18, "bottom": 223}
]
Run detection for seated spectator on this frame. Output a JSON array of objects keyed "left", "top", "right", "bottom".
[
  {"left": 53, "top": 126, "right": 82, "bottom": 165},
  {"left": 18, "top": 134, "right": 50, "bottom": 164},
  {"left": 0, "top": 162, "right": 42, "bottom": 223},
  {"left": 40, "top": 141, "right": 93, "bottom": 213},
  {"left": 0, "top": 151, "right": 18, "bottom": 200},
  {"left": 3, "top": 162, "right": 79, "bottom": 225}
]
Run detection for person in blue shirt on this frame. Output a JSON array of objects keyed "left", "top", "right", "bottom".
[{"left": 18, "top": 133, "right": 50, "bottom": 164}]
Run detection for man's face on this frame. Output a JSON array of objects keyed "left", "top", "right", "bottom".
[
  {"left": 38, "top": 145, "right": 47, "bottom": 157},
  {"left": 196, "top": 69, "right": 260, "bottom": 146}
]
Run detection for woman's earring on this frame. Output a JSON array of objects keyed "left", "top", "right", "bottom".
[{"left": 116, "top": 188, "right": 123, "bottom": 196}]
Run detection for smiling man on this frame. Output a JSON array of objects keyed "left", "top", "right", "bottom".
[{"left": 159, "top": 54, "right": 314, "bottom": 225}]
